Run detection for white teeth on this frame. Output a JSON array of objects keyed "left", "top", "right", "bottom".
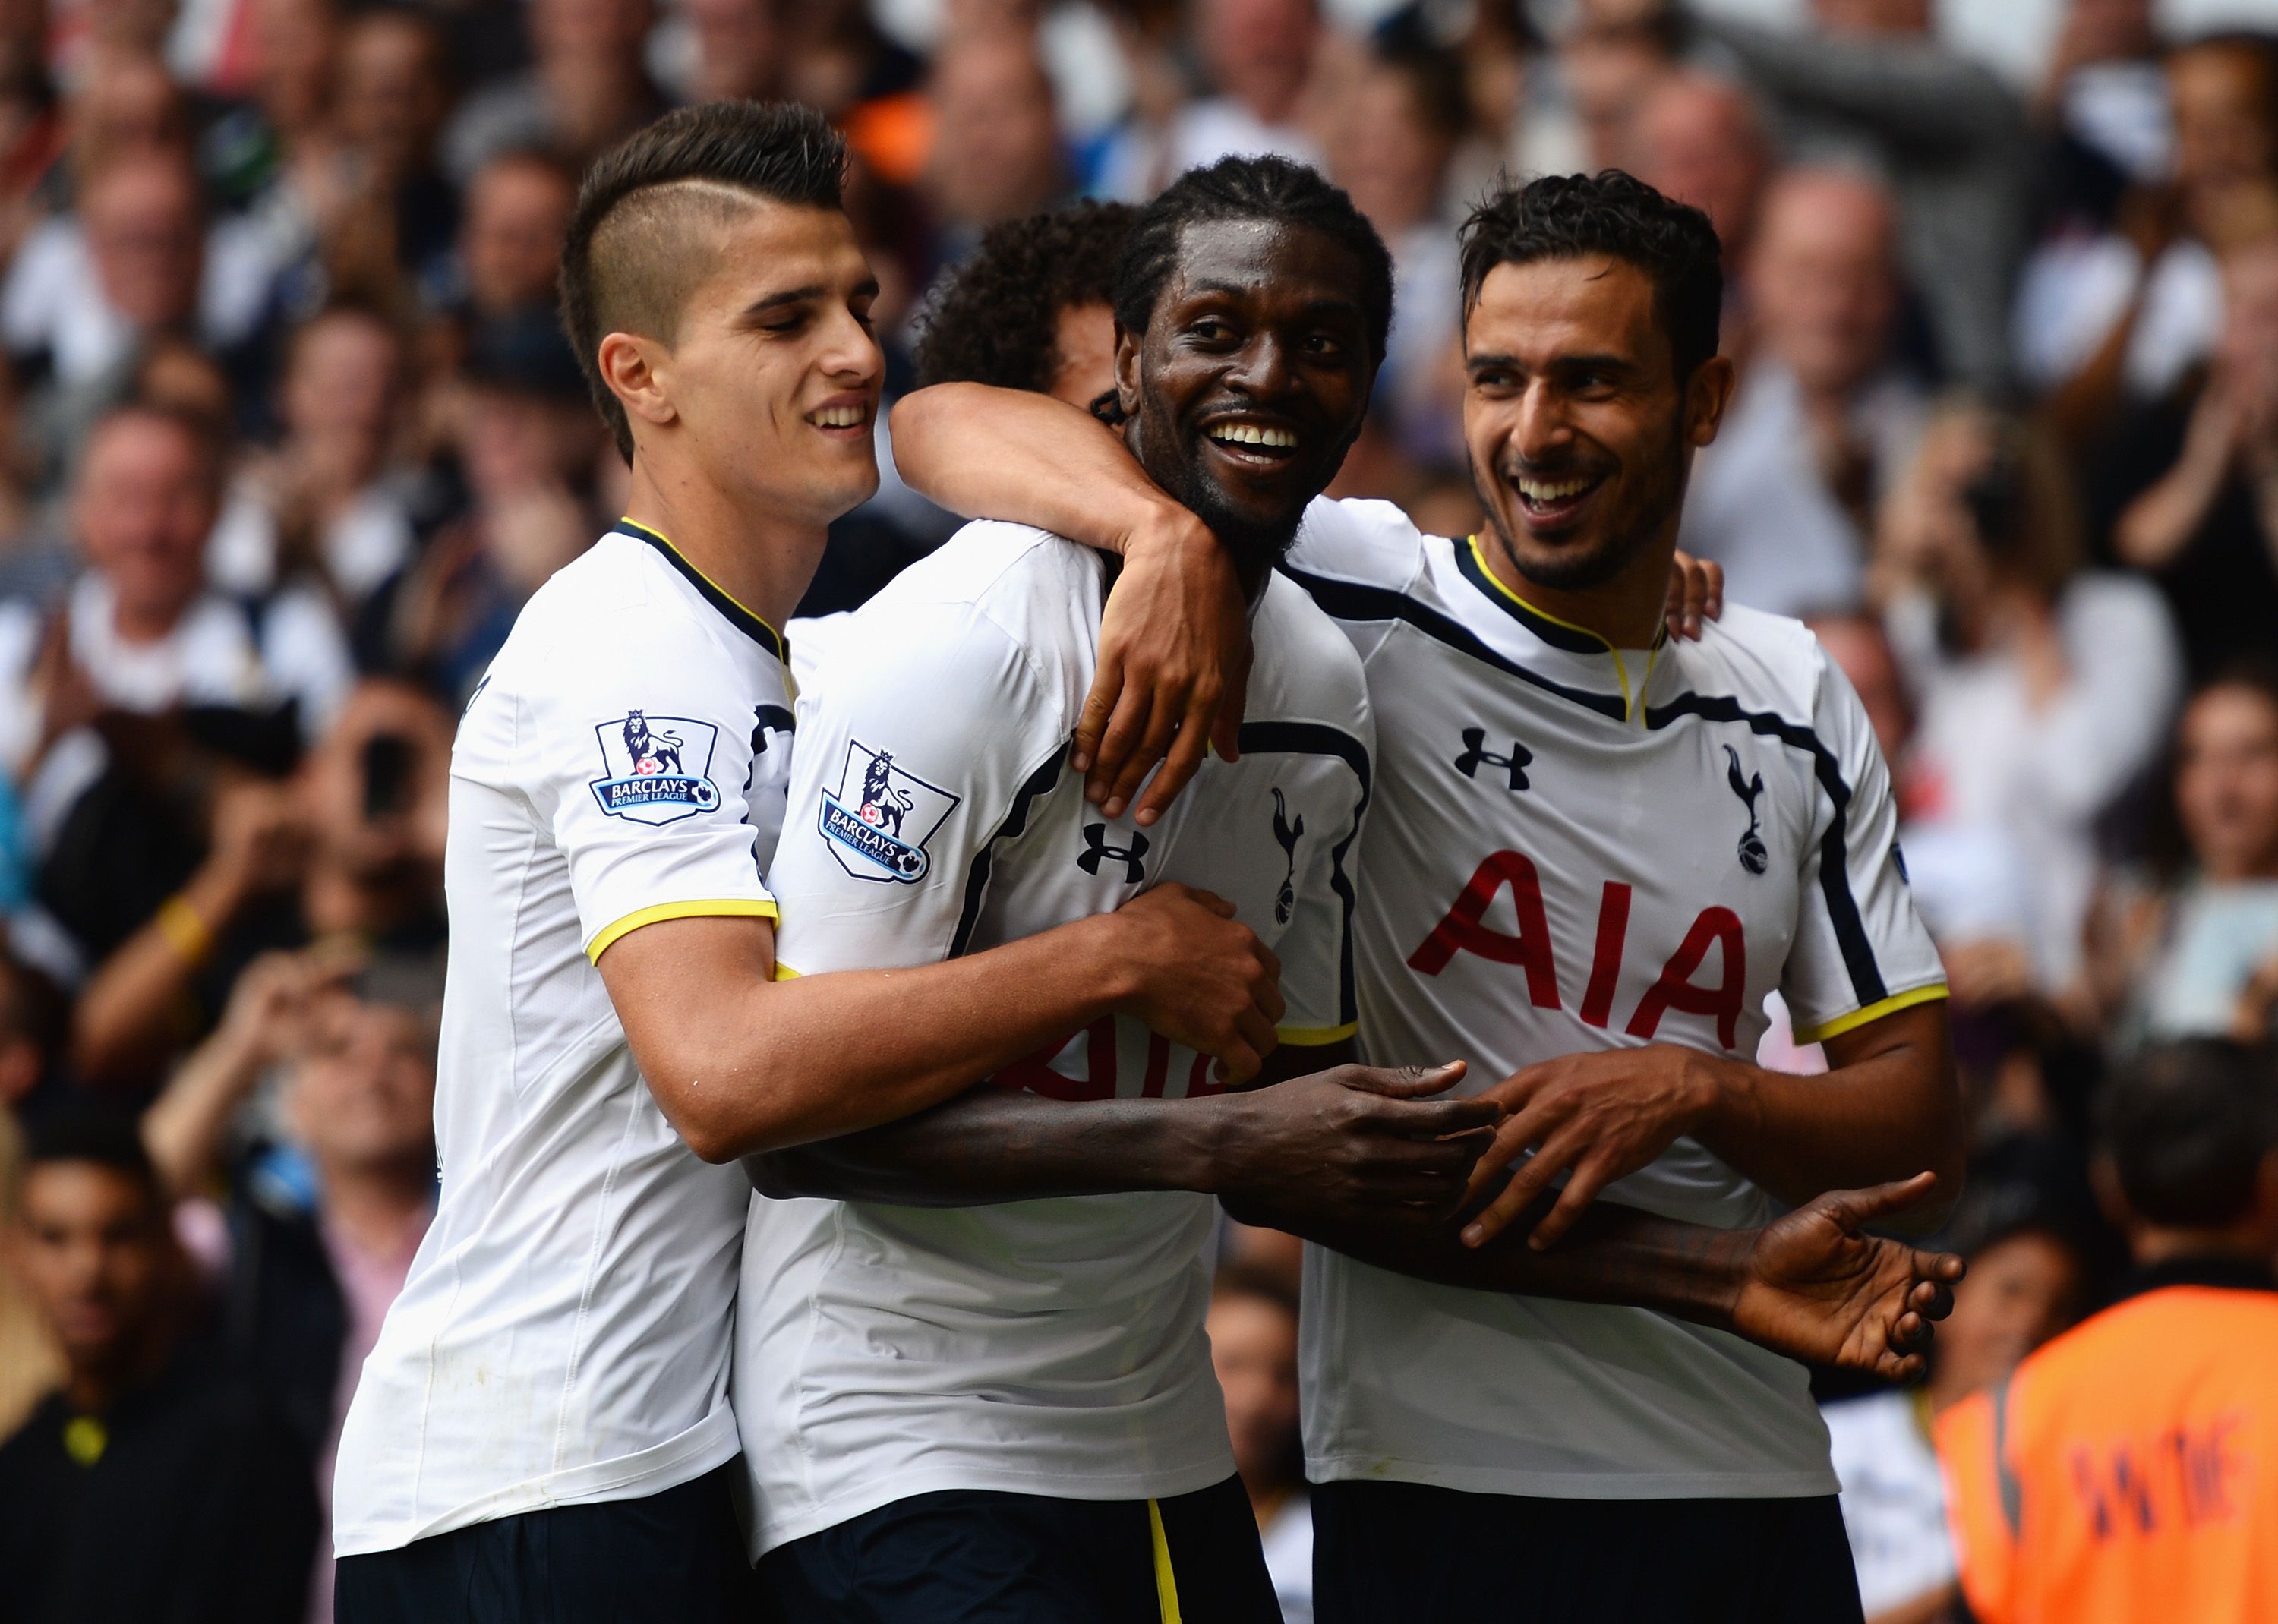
[
  {"left": 1517, "top": 476, "right": 1592, "bottom": 502},
  {"left": 1208, "top": 423, "right": 1297, "bottom": 449},
  {"left": 809, "top": 405, "right": 866, "bottom": 428}
]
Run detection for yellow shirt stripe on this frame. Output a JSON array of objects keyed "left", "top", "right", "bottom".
[
  {"left": 1791, "top": 982, "right": 1950, "bottom": 1046},
  {"left": 586, "top": 898, "right": 778, "bottom": 963}
]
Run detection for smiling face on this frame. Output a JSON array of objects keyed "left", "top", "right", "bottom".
[
  {"left": 622, "top": 197, "right": 883, "bottom": 527},
  {"left": 1115, "top": 216, "right": 1374, "bottom": 579},
  {"left": 1463, "top": 254, "right": 1731, "bottom": 596}
]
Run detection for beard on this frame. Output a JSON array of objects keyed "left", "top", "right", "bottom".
[
  {"left": 1474, "top": 409, "right": 1688, "bottom": 592},
  {"left": 1127, "top": 375, "right": 1326, "bottom": 580}
]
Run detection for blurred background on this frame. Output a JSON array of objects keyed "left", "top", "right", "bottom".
[{"left": 0, "top": 2, "right": 2276, "bottom": 1622}]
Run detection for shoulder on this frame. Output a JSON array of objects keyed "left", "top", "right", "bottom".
[
  {"left": 494, "top": 536, "right": 746, "bottom": 697},
  {"left": 1683, "top": 603, "right": 1834, "bottom": 718},
  {"left": 1249, "top": 570, "right": 1372, "bottom": 732},
  {"left": 868, "top": 519, "right": 1102, "bottom": 617},
  {"left": 1283, "top": 496, "right": 1431, "bottom": 591}
]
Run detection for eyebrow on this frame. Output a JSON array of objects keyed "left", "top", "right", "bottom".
[
  {"left": 741, "top": 276, "right": 879, "bottom": 318},
  {"left": 1182, "top": 281, "right": 1364, "bottom": 320},
  {"left": 1466, "top": 351, "right": 1637, "bottom": 374}
]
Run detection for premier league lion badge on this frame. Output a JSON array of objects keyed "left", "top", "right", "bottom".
[
  {"left": 820, "top": 739, "right": 959, "bottom": 883},
  {"left": 589, "top": 711, "right": 724, "bottom": 825}
]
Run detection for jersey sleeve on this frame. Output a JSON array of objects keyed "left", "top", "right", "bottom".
[
  {"left": 516, "top": 621, "right": 779, "bottom": 962},
  {"left": 768, "top": 601, "right": 1067, "bottom": 977},
  {"left": 1780, "top": 648, "right": 1949, "bottom": 1045}
]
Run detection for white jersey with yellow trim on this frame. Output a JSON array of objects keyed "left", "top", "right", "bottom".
[
  {"left": 734, "top": 519, "right": 1371, "bottom": 1555},
  {"left": 333, "top": 519, "right": 797, "bottom": 1555},
  {"left": 1282, "top": 496, "right": 1947, "bottom": 1501}
]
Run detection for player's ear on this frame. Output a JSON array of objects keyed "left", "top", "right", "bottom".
[
  {"left": 598, "top": 331, "right": 677, "bottom": 433},
  {"left": 1683, "top": 354, "right": 1737, "bottom": 449},
  {"left": 1112, "top": 321, "right": 1142, "bottom": 423}
]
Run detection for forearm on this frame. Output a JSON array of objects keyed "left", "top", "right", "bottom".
[
  {"left": 1702, "top": 17, "right": 2016, "bottom": 151},
  {"left": 1233, "top": 1184, "right": 1748, "bottom": 1329},
  {"left": 684, "top": 917, "right": 1152, "bottom": 1160},
  {"left": 2113, "top": 459, "right": 2223, "bottom": 569},
  {"left": 889, "top": 384, "right": 1178, "bottom": 554},
  {"left": 1691, "top": 1014, "right": 1962, "bottom": 1219},
  {"left": 141, "top": 1029, "right": 265, "bottom": 1196}
]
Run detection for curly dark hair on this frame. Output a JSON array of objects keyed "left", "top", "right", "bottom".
[
  {"left": 1111, "top": 155, "right": 1393, "bottom": 369},
  {"left": 912, "top": 200, "right": 1137, "bottom": 393},
  {"left": 560, "top": 101, "right": 847, "bottom": 464},
  {"left": 1459, "top": 170, "right": 1723, "bottom": 381}
]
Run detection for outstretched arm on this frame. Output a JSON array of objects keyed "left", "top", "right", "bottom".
[{"left": 891, "top": 383, "right": 1248, "bottom": 824}]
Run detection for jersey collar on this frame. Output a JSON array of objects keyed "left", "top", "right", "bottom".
[
  {"left": 611, "top": 518, "right": 790, "bottom": 664},
  {"left": 1457, "top": 532, "right": 1664, "bottom": 722}
]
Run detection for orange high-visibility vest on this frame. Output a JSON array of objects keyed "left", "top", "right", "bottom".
[{"left": 1936, "top": 1272, "right": 2278, "bottom": 1624}]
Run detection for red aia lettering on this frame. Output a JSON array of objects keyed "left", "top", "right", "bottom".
[
  {"left": 1579, "top": 881, "right": 1632, "bottom": 1028},
  {"left": 1626, "top": 907, "right": 1746, "bottom": 1050},
  {"left": 1406, "top": 850, "right": 1560, "bottom": 1011}
]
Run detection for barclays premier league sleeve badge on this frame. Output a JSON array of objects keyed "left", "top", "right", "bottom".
[
  {"left": 590, "top": 711, "right": 724, "bottom": 825},
  {"left": 819, "top": 739, "right": 961, "bottom": 883}
]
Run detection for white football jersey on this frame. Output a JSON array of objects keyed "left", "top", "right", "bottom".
[
  {"left": 1283, "top": 497, "right": 1947, "bottom": 1500},
  {"left": 734, "top": 520, "right": 1370, "bottom": 1555},
  {"left": 333, "top": 521, "right": 795, "bottom": 1555}
]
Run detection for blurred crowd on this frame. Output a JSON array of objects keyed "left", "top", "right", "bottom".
[{"left": 0, "top": 1, "right": 2274, "bottom": 1622}]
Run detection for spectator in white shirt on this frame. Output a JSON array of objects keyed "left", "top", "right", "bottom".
[
  {"left": 1683, "top": 166, "right": 1925, "bottom": 617},
  {"left": 1874, "top": 401, "right": 2183, "bottom": 997},
  {"left": 1100, "top": 0, "right": 1322, "bottom": 201},
  {"left": 0, "top": 400, "right": 353, "bottom": 784}
]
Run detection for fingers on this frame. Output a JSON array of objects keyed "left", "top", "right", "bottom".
[
  {"left": 1459, "top": 1130, "right": 1582, "bottom": 1248},
  {"left": 1702, "top": 560, "right": 1724, "bottom": 623},
  {"left": 1071, "top": 652, "right": 1122, "bottom": 777},
  {"left": 1336, "top": 1061, "right": 1468, "bottom": 1099},
  {"left": 1818, "top": 1171, "right": 1941, "bottom": 1231},
  {"left": 1519, "top": 1156, "right": 1619, "bottom": 1250},
  {"left": 1096, "top": 700, "right": 1179, "bottom": 821},
  {"left": 1213, "top": 636, "right": 1251, "bottom": 765},
  {"left": 1131, "top": 697, "right": 1216, "bottom": 827},
  {"left": 1234, "top": 1006, "right": 1278, "bottom": 1071},
  {"left": 1211, "top": 1040, "right": 1264, "bottom": 1087},
  {"left": 1084, "top": 683, "right": 1159, "bottom": 812}
]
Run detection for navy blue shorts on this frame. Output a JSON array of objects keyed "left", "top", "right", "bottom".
[
  {"left": 1311, "top": 1481, "right": 1863, "bottom": 1624},
  {"left": 334, "top": 1464, "right": 763, "bottom": 1624},
  {"left": 759, "top": 1474, "right": 1281, "bottom": 1623}
]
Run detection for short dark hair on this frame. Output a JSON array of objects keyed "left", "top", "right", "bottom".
[
  {"left": 1459, "top": 170, "right": 1724, "bottom": 382},
  {"left": 2097, "top": 1040, "right": 2278, "bottom": 1229},
  {"left": 560, "top": 101, "right": 848, "bottom": 463},
  {"left": 23, "top": 1108, "right": 165, "bottom": 1215},
  {"left": 1111, "top": 155, "right": 1394, "bottom": 368},
  {"left": 914, "top": 200, "right": 1137, "bottom": 393}
]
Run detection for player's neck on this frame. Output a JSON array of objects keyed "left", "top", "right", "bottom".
[
  {"left": 621, "top": 453, "right": 825, "bottom": 636},
  {"left": 1478, "top": 525, "right": 1672, "bottom": 651}
]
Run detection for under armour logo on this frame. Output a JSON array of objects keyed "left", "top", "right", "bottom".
[
  {"left": 1077, "top": 823, "right": 1149, "bottom": 884},
  {"left": 1455, "top": 727, "right": 1532, "bottom": 791},
  {"left": 1724, "top": 744, "right": 1767, "bottom": 875}
]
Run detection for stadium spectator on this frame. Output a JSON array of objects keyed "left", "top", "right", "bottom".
[
  {"left": 661, "top": 0, "right": 785, "bottom": 106},
  {"left": 207, "top": 304, "right": 416, "bottom": 610},
  {"left": 1698, "top": 0, "right": 2032, "bottom": 392},
  {"left": 143, "top": 949, "right": 438, "bottom": 1624},
  {"left": 0, "top": 1111, "right": 320, "bottom": 1624},
  {"left": 2030, "top": 0, "right": 2170, "bottom": 191},
  {"left": 2103, "top": 239, "right": 2278, "bottom": 679},
  {"left": 450, "top": 148, "right": 576, "bottom": 324},
  {"left": 1209, "top": 1262, "right": 1313, "bottom": 1624},
  {"left": 1876, "top": 401, "right": 2182, "bottom": 998},
  {"left": 0, "top": 402, "right": 352, "bottom": 784},
  {"left": 2095, "top": 669, "right": 2278, "bottom": 1048},
  {"left": 921, "top": 27, "right": 1068, "bottom": 267},
  {"left": 326, "top": 8, "right": 458, "bottom": 304},
  {"left": 443, "top": 0, "right": 664, "bottom": 184},
  {"left": 1682, "top": 167, "right": 1920, "bottom": 616},
  {"left": 1557, "top": 0, "right": 1679, "bottom": 174},
  {"left": 2020, "top": 33, "right": 2278, "bottom": 440},
  {"left": 1938, "top": 1039, "right": 2278, "bottom": 1624},
  {"left": 1100, "top": 0, "right": 1323, "bottom": 200},
  {"left": 1626, "top": 69, "right": 1771, "bottom": 314}
]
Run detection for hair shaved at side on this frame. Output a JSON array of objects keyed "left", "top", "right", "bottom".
[{"left": 560, "top": 100, "right": 849, "bottom": 462}]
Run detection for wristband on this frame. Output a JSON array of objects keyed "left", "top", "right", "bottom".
[{"left": 156, "top": 894, "right": 214, "bottom": 967}]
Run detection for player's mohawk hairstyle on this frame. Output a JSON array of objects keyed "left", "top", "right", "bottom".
[
  {"left": 1112, "top": 155, "right": 1394, "bottom": 367},
  {"left": 560, "top": 101, "right": 849, "bottom": 463},
  {"left": 1459, "top": 170, "right": 1724, "bottom": 382}
]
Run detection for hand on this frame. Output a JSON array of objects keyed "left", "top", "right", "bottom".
[
  {"left": 204, "top": 778, "right": 314, "bottom": 903},
  {"left": 1106, "top": 882, "right": 1283, "bottom": 1083},
  {"left": 1728, "top": 1173, "right": 1964, "bottom": 1381},
  {"left": 1211, "top": 1061, "right": 1503, "bottom": 1216},
  {"left": 1459, "top": 1045, "right": 1716, "bottom": 1250},
  {"left": 213, "top": 946, "right": 358, "bottom": 1071},
  {"left": 1076, "top": 514, "right": 1253, "bottom": 826},
  {"left": 1663, "top": 550, "right": 1724, "bottom": 641}
]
